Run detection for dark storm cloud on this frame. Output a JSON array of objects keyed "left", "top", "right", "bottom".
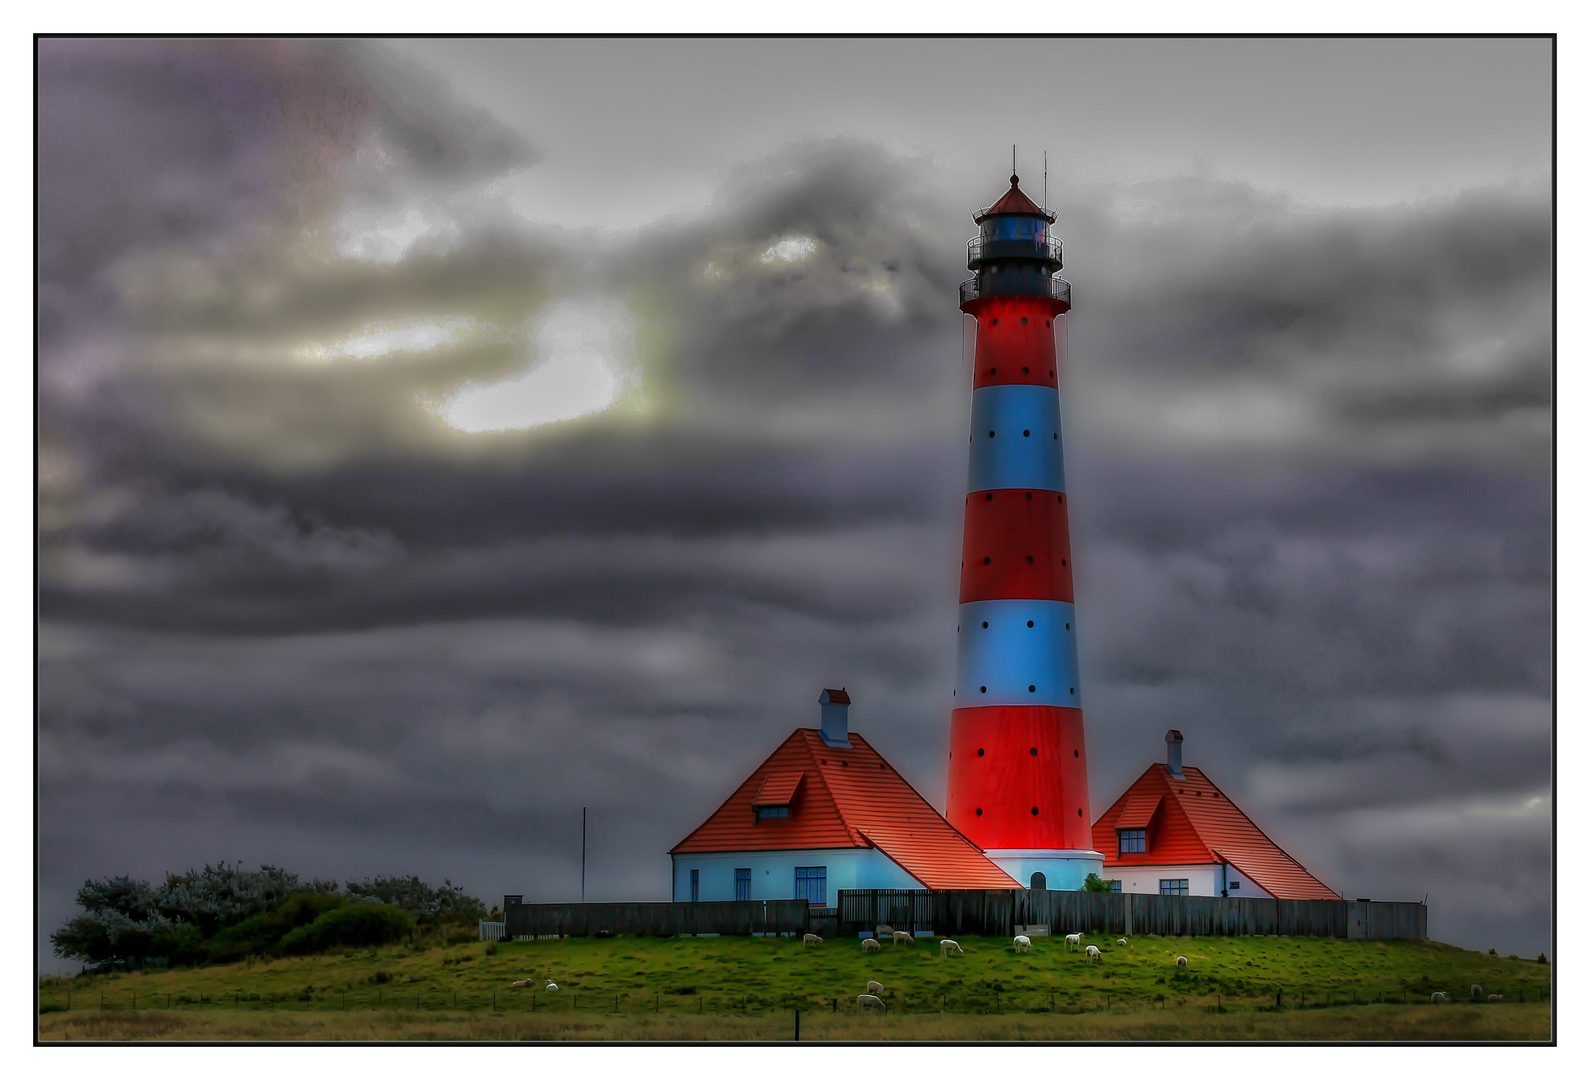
[{"left": 37, "top": 40, "right": 1551, "bottom": 965}]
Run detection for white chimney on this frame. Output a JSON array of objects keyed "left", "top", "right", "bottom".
[
  {"left": 1166, "top": 729, "right": 1184, "bottom": 777},
  {"left": 819, "top": 688, "right": 852, "bottom": 748}
]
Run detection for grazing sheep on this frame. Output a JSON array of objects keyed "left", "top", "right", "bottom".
[
  {"left": 510, "top": 979, "right": 534, "bottom": 989},
  {"left": 940, "top": 939, "right": 964, "bottom": 957},
  {"left": 856, "top": 993, "right": 886, "bottom": 1012},
  {"left": 867, "top": 980, "right": 884, "bottom": 996},
  {"left": 1117, "top": 938, "right": 1128, "bottom": 946},
  {"left": 1471, "top": 984, "right": 1484, "bottom": 998},
  {"left": 1013, "top": 935, "right": 1033, "bottom": 953},
  {"left": 1430, "top": 991, "right": 1447, "bottom": 1003},
  {"left": 1175, "top": 956, "right": 1188, "bottom": 969},
  {"left": 862, "top": 937, "right": 881, "bottom": 954},
  {"left": 1064, "top": 933, "right": 1083, "bottom": 951},
  {"left": 803, "top": 933, "right": 823, "bottom": 948},
  {"left": 892, "top": 931, "right": 915, "bottom": 947},
  {"left": 544, "top": 981, "right": 559, "bottom": 992},
  {"left": 1488, "top": 993, "right": 1504, "bottom": 1002},
  {"left": 876, "top": 925, "right": 893, "bottom": 939},
  {"left": 1085, "top": 945, "right": 1101, "bottom": 963}
]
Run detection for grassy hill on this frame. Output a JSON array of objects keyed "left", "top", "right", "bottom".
[{"left": 37, "top": 932, "right": 1552, "bottom": 1041}]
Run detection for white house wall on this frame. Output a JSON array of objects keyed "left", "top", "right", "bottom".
[
  {"left": 1106, "top": 863, "right": 1273, "bottom": 898},
  {"left": 671, "top": 847, "right": 923, "bottom": 905}
]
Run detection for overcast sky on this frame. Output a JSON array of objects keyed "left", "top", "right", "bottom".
[{"left": 35, "top": 37, "right": 1552, "bottom": 969}]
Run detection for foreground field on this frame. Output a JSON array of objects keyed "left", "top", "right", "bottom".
[
  {"left": 37, "top": 1003, "right": 1551, "bottom": 1042},
  {"left": 37, "top": 933, "right": 1552, "bottom": 1042}
]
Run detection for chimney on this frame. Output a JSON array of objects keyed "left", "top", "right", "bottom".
[
  {"left": 819, "top": 688, "right": 852, "bottom": 748},
  {"left": 1165, "top": 729, "right": 1184, "bottom": 777}
]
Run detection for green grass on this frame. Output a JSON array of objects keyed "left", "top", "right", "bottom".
[{"left": 36, "top": 933, "right": 1552, "bottom": 1041}]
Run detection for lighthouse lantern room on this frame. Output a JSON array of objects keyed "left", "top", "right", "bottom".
[{"left": 946, "top": 168, "right": 1104, "bottom": 890}]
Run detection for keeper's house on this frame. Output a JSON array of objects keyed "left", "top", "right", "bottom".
[
  {"left": 1091, "top": 730, "right": 1339, "bottom": 901},
  {"left": 670, "top": 690, "right": 1019, "bottom": 904}
]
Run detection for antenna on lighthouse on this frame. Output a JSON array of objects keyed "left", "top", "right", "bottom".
[
  {"left": 1044, "top": 151, "right": 1049, "bottom": 213},
  {"left": 1012, "top": 144, "right": 1017, "bottom": 178}
]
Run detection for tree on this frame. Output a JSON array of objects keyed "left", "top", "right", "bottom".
[
  {"left": 343, "top": 875, "right": 488, "bottom": 926},
  {"left": 1081, "top": 873, "right": 1115, "bottom": 893}
]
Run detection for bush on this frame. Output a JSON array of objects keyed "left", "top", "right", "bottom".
[
  {"left": 1080, "top": 873, "right": 1114, "bottom": 893},
  {"left": 205, "top": 891, "right": 349, "bottom": 962},
  {"left": 343, "top": 875, "right": 488, "bottom": 926},
  {"left": 280, "top": 903, "right": 414, "bottom": 954}
]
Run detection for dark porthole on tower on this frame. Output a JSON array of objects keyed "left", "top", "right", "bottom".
[
  {"left": 1031, "top": 807, "right": 1039, "bottom": 816},
  {"left": 1073, "top": 750, "right": 1079, "bottom": 758},
  {"left": 1066, "top": 623, "right": 1070, "bottom": 629},
  {"left": 977, "top": 748, "right": 985, "bottom": 757},
  {"left": 981, "top": 621, "right": 989, "bottom": 628},
  {"left": 989, "top": 368, "right": 997, "bottom": 376},
  {"left": 991, "top": 318, "right": 998, "bottom": 325},
  {"left": 1077, "top": 809, "right": 1083, "bottom": 816},
  {"left": 983, "top": 557, "right": 991, "bottom": 565},
  {"left": 1023, "top": 429, "right": 1030, "bottom": 437},
  {"left": 976, "top": 808, "right": 983, "bottom": 816},
  {"left": 986, "top": 493, "right": 993, "bottom": 501},
  {"left": 1028, "top": 685, "right": 1036, "bottom": 693},
  {"left": 1029, "top": 747, "right": 1037, "bottom": 756},
  {"left": 989, "top": 430, "right": 996, "bottom": 438},
  {"left": 1022, "top": 366, "right": 1029, "bottom": 374},
  {"left": 1026, "top": 556, "right": 1034, "bottom": 564},
  {"left": 980, "top": 686, "right": 987, "bottom": 693},
  {"left": 1021, "top": 317, "right": 1028, "bottom": 325},
  {"left": 1069, "top": 687, "right": 1075, "bottom": 695},
  {"left": 1025, "top": 492, "right": 1032, "bottom": 500},
  {"left": 1027, "top": 620, "right": 1034, "bottom": 627},
  {"left": 1061, "top": 559, "right": 1067, "bottom": 566}
]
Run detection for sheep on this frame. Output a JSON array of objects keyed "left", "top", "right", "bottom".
[
  {"left": 856, "top": 993, "right": 886, "bottom": 1012},
  {"left": 1117, "top": 938, "right": 1128, "bottom": 947},
  {"left": 1430, "top": 991, "right": 1447, "bottom": 1003},
  {"left": 1175, "top": 956, "right": 1188, "bottom": 969},
  {"left": 940, "top": 938, "right": 964, "bottom": 957},
  {"left": 1013, "top": 935, "right": 1033, "bottom": 953},
  {"left": 867, "top": 980, "right": 884, "bottom": 996},
  {"left": 1085, "top": 945, "right": 1101, "bottom": 963},
  {"left": 1064, "top": 933, "right": 1083, "bottom": 951},
  {"left": 802, "top": 933, "right": 823, "bottom": 948},
  {"left": 892, "top": 931, "right": 915, "bottom": 947},
  {"left": 510, "top": 979, "right": 534, "bottom": 989},
  {"left": 1471, "top": 984, "right": 1484, "bottom": 998},
  {"left": 876, "top": 924, "right": 894, "bottom": 939},
  {"left": 862, "top": 937, "right": 882, "bottom": 954},
  {"left": 1488, "top": 993, "right": 1504, "bottom": 1002},
  {"left": 544, "top": 981, "right": 559, "bottom": 992}
]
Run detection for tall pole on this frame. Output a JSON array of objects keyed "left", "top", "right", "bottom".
[{"left": 581, "top": 806, "right": 587, "bottom": 903}]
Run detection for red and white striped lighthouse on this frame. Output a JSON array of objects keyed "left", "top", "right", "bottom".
[{"left": 945, "top": 170, "right": 1104, "bottom": 890}]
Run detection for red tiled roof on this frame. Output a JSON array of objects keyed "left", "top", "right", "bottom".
[
  {"left": 1115, "top": 793, "right": 1161, "bottom": 831},
  {"left": 821, "top": 688, "right": 851, "bottom": 704},
  {"left": 1092, "top": 764, "right": 1338, "bottom": 901},
  {"left": 671, "top": 729, "right": 1019, "bottom": 890},
  {"left": 753, "top": 771, "right": 804, "bottom": 806}
]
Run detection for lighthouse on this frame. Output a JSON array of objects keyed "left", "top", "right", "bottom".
[{"left": 946, "top": 169, "right": 1104, "bottom": 891}]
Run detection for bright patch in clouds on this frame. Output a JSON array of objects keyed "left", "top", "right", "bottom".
[
  {"left": 296, "top": 316, "right": 486, "bottom": 362},
  {"left": 760, "top": 235, "right": 818, "bottom": 264},
  {"left": 434, "top": 299, "right": 641, "bottom": 432}
]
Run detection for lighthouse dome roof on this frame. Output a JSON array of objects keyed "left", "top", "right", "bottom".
[{"left": 974, "top": 174, "right": 1056, "bottom": 224}]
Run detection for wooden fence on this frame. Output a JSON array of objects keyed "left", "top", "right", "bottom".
[
  {"left": 502, "top": 899, "right": 811, "bottom": 938},
  {"left": 837, "top": 890, "right": 1426, "bottom": 940}
]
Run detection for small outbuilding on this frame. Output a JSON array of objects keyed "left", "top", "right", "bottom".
[
  {"left": 1091, "top": 730, "right": 1339, "bottom": 900},
  {"left": 670, "top": 689, "right": 1019, "bottom": 904}
]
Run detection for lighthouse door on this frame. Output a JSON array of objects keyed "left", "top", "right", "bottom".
[{"left": 1029, "top": 872, "right": 1046, "bottom": 891}]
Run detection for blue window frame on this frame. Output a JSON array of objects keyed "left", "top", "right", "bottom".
[
  {"left": 690, "top": 868, "right": 699, "bottom": 902},
  {"left": 794, "top": 866, "right": 827, "bottom": 906},
  {"left": 756, "top": 806, "right": 789, "bottom": 820},
  {"left": 735, "top": 868, "right": 751, "bottom": 901},
  {"left": 1118, "top": 829, "right": 1147, "bottom": 854},
  {"left": 1159, "top": 879, "right": 1188, "bottom": 896},
  {"left": 1108, "top": 880, "right": 1123, "bottom": 893}
]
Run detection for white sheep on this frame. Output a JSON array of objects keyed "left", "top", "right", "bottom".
[
  {"left": 892, "top": 931, "right": 915, "bottom": 947},
  {"left": 940, "top": 938, "right": 964, "bottom": 957},
  {"left": 856, "top": 993, "right": 886, "bottom": 1012},
  {"left": 802, "top": 933, "right": 823, "bottom": 948},
  {"left": 1117, "top": 938, "right": 1128, "bottom": 946},
  {"left": 1064, "top": 933, "right": 1083, "bottom": 951},
  {"left": 544, "top": 981, "right": 559, "bottom": 992},
  {"left": 510, "top": 979, "right": 534, "bottom": 989},
  {"left": 1430, "top": 991, "right": 1447, "bottom": 1003},
  {"left": 1175, "top": 956, "right": 1188, "bottom": 969},
  {"left": 1085, "top": 944, "right": 1101, "bottom": 963},
  {"left": 1013, "top": 935, "right": 1032, "bottom": 953},
  {"left": 867, "top": 980, "right": 884, "bottom": 996},
  {"left": 1488, "top": 993, "right": 1504, "bottom": 1002},
  {"left": 876, "top": 924, "right": 894, "bottom": 938},
  {"left": 862, "top": 937, "right": 881, "bottom": 954}
]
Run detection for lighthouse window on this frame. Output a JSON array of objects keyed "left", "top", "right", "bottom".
[
  {"left": 975, "top": 808, "right": 983, "bottom": 816},
  {"left": 980, "top": 686, "right": 987, "bottom": 693},
  {"left": 983, "top": 557, "right": 991, "bottom": 565},
  {"left": 1030, "top": 747, "right": 1038, "bottom": 756},
  {"left": 1028, "top": 685, "right": 1036, "bottom": 693},
  {"left": 989, "top": 430, "right": 996, "bottom": 438},
  {"left": 1031, "top": 807, "right": 1039, "bottom": 815},
  {"left": 1021, "top": 318, "right": 1028, "bottom": 325},
  {"left": 1027, "top": 620, "right": 1034, "bottom": 627},
  {"left": 1023, "top": 429, "right": 1030, "bottom": 437},
  {"left": 981, "top": 621, "right": 989, "bottom": 628},
  {"left": 1026, "top": 556, "right": 1033, "bottom": 564},
  {"left": 977, "top": 748, "right": 985, "bottom": 756},
  {"left": 1022, "top": 366, "right": 1029, "bottom": 374},
  {"left": 1069, "top": 687, "right": 1075, "bottom": 695},
  {"left": 1119, "top": 829, "right": 1147, "bottom": 854}
]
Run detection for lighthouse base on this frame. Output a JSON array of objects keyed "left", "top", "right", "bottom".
[{"left": 983, "top": 849, "right": 1105, "bottom": 892}]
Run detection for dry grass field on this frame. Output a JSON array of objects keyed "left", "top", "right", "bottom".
[{"left": 37, "top": 932, "right": 1552, "bottom": 1042}]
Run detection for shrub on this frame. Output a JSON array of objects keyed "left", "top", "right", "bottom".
[
  {"left": 1080, "top": 874, "right": 1114, "bottom": 893},
  {"left": 280, "top": 903, "right": 414, "bottom": 954},
  {"left": 1537, "top": 953, "right": 1549, "bottom": 964},
  {"left": 343, "top": 875, "right": 488, "bottom": 926}
]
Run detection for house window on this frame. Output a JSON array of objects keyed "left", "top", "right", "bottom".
[
  {"left": 735, "top": 868, "right": 751, "bottom": 901},
  {"left": 1159, "top": 879, "right": 1189, "bottom": 896},
  {"left": 756, "top": 805, "right": 789, "bottom": 820},
  {"left": 1108, "top": 880, "right": 1122, "bottom": 893},
  {"left": 794, "top": 866, "right": 827, "bottom": 906},
  {"left": 1118, "top": 828, "right": 1147, "bottom": 854},
  {"left": 689, "top": 869, "right": 700, "bottom": 902},
  {"left": 1229, "top": 880, "right": 1240, "bottom": 891}
]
